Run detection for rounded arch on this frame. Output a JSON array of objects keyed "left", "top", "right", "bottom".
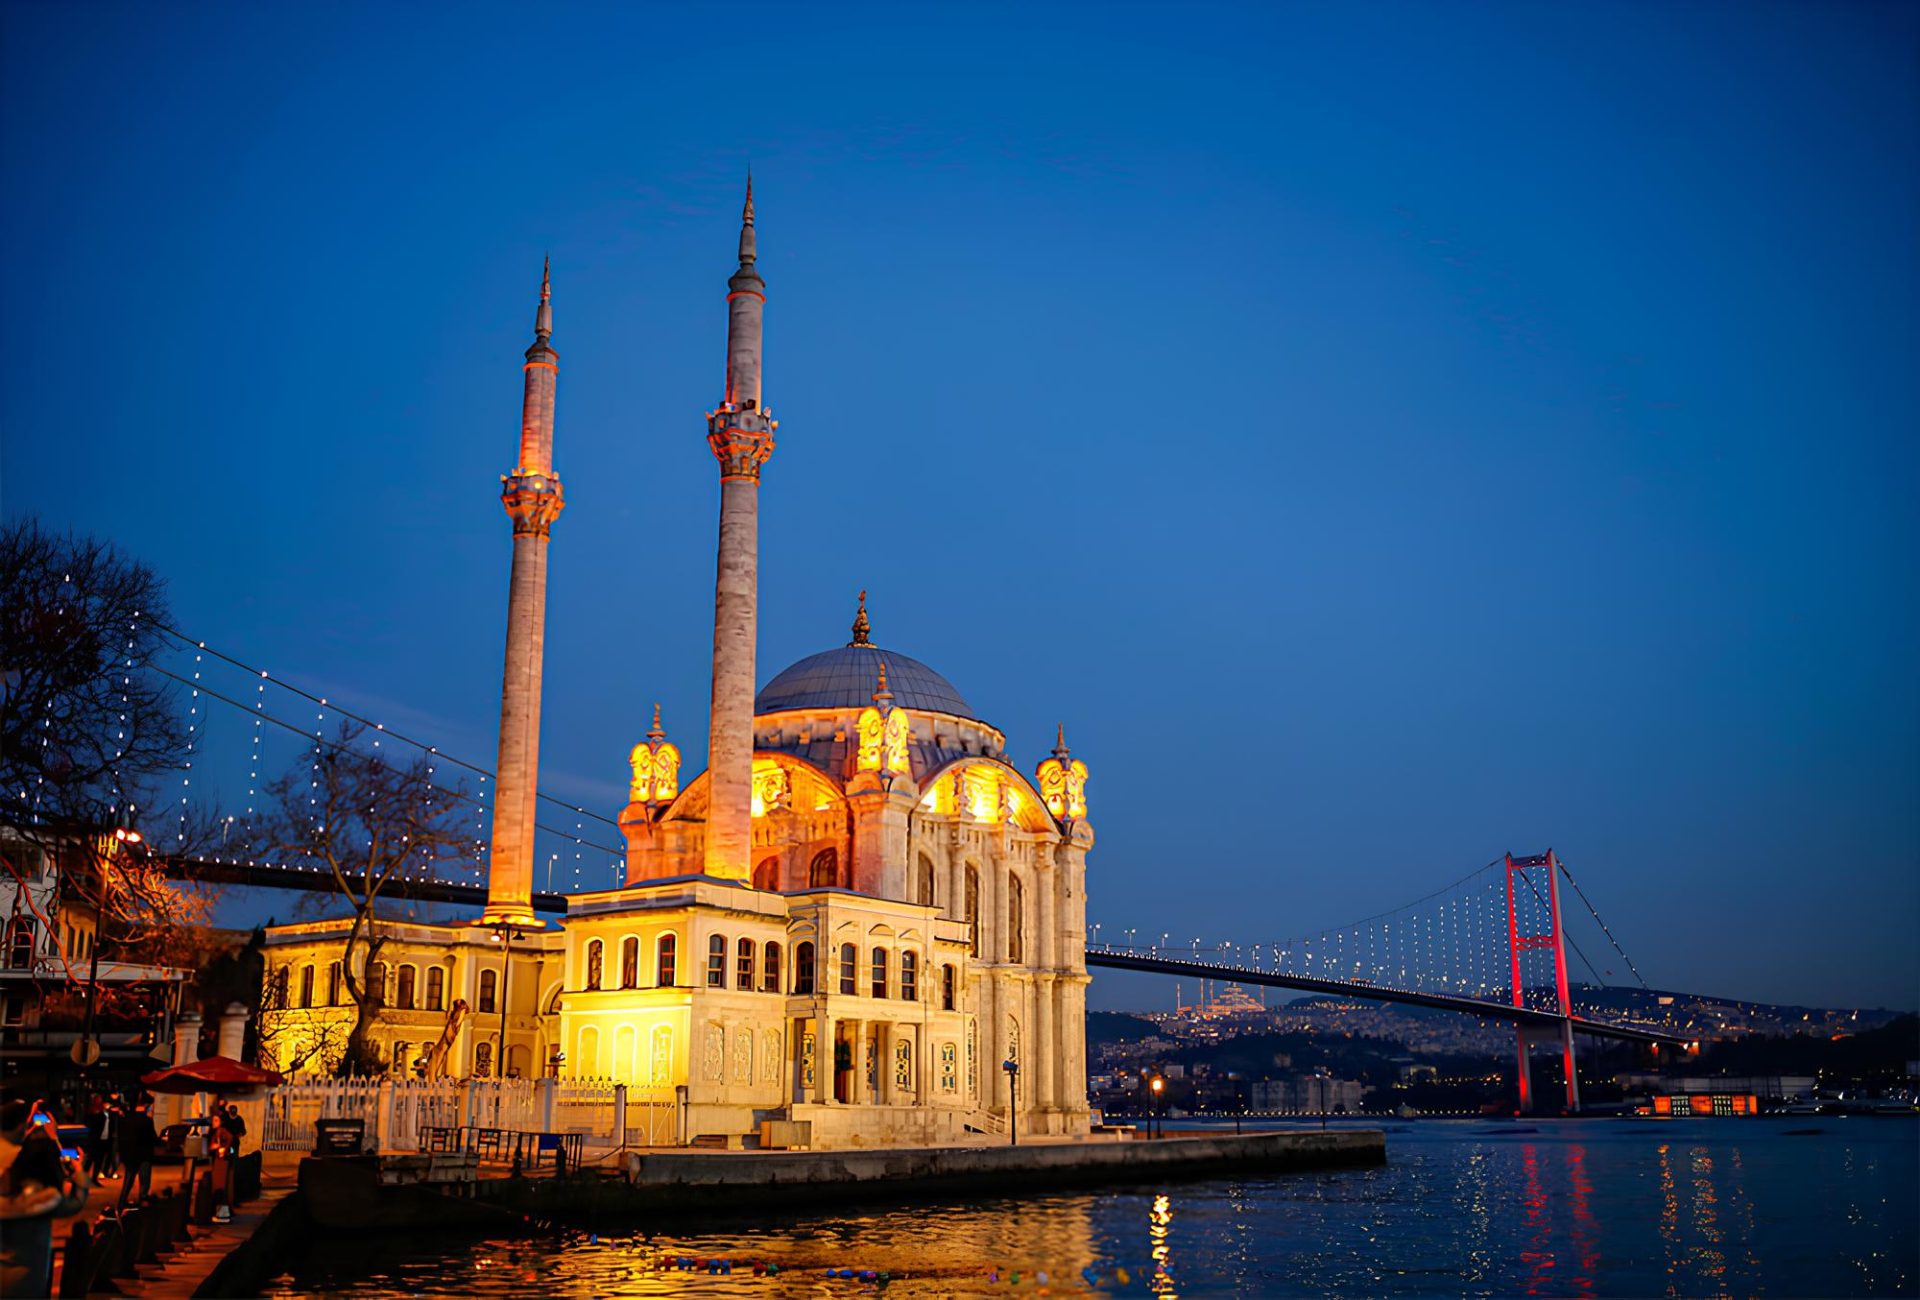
[{"left": 917, "top": 756, "right": 1058, "bottom": 833}]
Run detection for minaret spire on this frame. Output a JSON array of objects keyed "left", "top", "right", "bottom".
[
  {"left": 703, "top": 184, "right": 777, "bottom": 881},
  {"left": 484, "top": 258, "right": 565, "bottom": 928}
]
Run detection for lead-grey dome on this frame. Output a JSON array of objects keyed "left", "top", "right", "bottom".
[{"left": 756, "top": 644, "right": 975, "bottom": 719}]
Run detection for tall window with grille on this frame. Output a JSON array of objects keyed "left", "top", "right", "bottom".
[
  {"left": 965, "top": 867, "right": 981, "bottom": 957},
  {"left": 839, "top": 943, "right": 857, "bottom": 995},
  {"left": 1007, "top": 874, "right": 1025, "bottom": 963},
  {"left": 736, "top": 937, "right": 756, "bottom": 989},
  {"left": 327, "top": 962, "right": 343, "bottom": 1006},
  {"left": 586, "top": 940, "right": 604, "bottom": 991},
  {"left": 794, "top": 942, "right": 815, "bottom": 995},
  {"left": 901, "top": 951, "right": 918, "bottom": 1002},
  {"left": 365, "top": 963, "right": 385, "bottom": 1008},
  {"left": 298, "top": 965, "right": 314, "bottom": 1009},
  {"left": 396, "top": 964, "right": 417, "bottom": 1010},
  {"left": 657, "top": 933, "right": 677, "bottom": 987},
  {"left": 941, "top": 963, "right": 956, "bottom": 1010},
  {"left": 763, "top": 941, "right": 783, "bottom": 993},
  {"left": 426, "top": 966, "right": 445, "bottom": 1011},
  {"left": 477, "top": 968, "right": 497, "bottom": 1014},
  {"left": 870, "top": 947, "right": 889, "bottom": 999},
  {"left": 707, "top": 935, "right": 727, "bottom": 988},
  {"left": 621, "top": 936, "right": 639, "bottom": 989}
]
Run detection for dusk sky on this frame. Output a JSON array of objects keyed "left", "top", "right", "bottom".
[{"left": 3, "top": 2, "right": 1914, "bottom": 1009}]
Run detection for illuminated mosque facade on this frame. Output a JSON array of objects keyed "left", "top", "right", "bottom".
[{"left": 260, "top": 185, "right": 1094, "bottom": 1148}]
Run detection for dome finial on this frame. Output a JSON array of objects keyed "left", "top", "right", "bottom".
[
  {"left": 648, "top": 701, "right": 665, "bottom": 742},
  {"left": 1053, "top": 722, "right": 1070, "bottom": 760},
  {"left": 849, "top": 589, "right": 872, "bottom": 646},
  {"left": 873, "top": 660, "right": 893, "bottom": 707}
]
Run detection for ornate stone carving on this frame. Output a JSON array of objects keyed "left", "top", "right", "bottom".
[
  {"left": 500, "top": 471, "right": 565, "bottom": 537},
  {"left": 629, "top": 704, "right": 682, "bottom": 805},
  {"left": 1036, "top": 725, "right": 1089, "bottom": 820},
  {"left": 706, "top": 406, "right": 776, "bottom": 481}
]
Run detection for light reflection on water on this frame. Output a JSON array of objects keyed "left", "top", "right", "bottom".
[{"left": 268, "top": 1119, "right": 1918, "bottom": 1298}]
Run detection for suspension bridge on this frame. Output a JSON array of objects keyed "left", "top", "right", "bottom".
[{"left": 22, "top": 620, "right": 1691, "bottom": 1114}]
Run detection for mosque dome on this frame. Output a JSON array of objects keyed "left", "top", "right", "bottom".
[
  {"left": 755, "top": 643, "right": 975, "bottom": 719},
  {"left": 754, "top": 592, "right": 976, "bottom": 719}
]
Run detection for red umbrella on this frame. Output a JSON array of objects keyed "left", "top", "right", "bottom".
[{"left": 140, "top": 1056, "right": 284, "bottom": 1095}]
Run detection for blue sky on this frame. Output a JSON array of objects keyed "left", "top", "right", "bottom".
[{"left": 3, "top": 1, "right": 1914, "bottom": 1009}]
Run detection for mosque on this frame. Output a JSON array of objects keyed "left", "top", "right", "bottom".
[{"left": 258, "top": 184, "right": 1094, "bottom": 1148}]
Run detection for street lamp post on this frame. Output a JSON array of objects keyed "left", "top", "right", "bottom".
[
  {"left": 1003, "top": 1058, "right": 1019, "bottom": 1147},
  {"left": 1149, "top": 1075, "right": 1165, "bottom": 1140}
]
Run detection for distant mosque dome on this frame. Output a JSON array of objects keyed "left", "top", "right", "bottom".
[{"left": 754, "top": 591, "right": 977, "bottom": 719}]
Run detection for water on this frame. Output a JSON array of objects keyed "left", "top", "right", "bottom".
[{"left": 268, "top": 1119, "right": 1917, "bottom": 1297}]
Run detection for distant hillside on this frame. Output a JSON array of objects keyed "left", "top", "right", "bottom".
[{"left": 1088, "top": 1011, "right": 1161, "bottom": 1048}]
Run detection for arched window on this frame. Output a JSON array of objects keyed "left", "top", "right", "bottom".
[
  {"left": 1007, "top": 874, "right": 1025, "bottom": 963},
  {"left": 706, "top": 935, "right": 727, "bottom": 988},
  {"left": 621, "top": 936, "right": 639, "bottom": 989},
  {"left": 657, "top": 933, "right": 678, "bottom": 987},
  {"left": 753, "top": 856, "right": 781, "bottom": 891},
  {"left": 396, "top": 964, "right": 417, "bottom": 1010},
  {"left": 838, "top": 943, "right": 858, "bottom": 996},
  {"left": 916, "top": 854, "right": 936, "bottom": 907},
  {"left": 426, "top": 966, "right": 445, "bottom": 1012},
  {"left": 475, "top": 1041, "right": 493, "bottom": 1078},
  {"left": 736, "top": 937, "right": 756, "bottom": 990},
  {"left": 274, "top": 965, "right": 292, "bottom": 1010},
  {"left": 870, "top": 946, "right": 889, "bottom": 999},
  {"left": 793, "top": 941, "right": 815, "bottom": 995},
  {"left": 477, "top": 968, "right": 498, "bottom": 1014},
  {"left": 942, "top": 963, "right": 957, "bottom": 1010},
  {"left": 585, "top": 939, "right": 604, "bottom": 991},
  {"left": 901, "top": 951, "right": 918, "bottom": 1002},
  {"left": 327, "top": 962, "right": 342, "bottom": 1006},
  {"left": 365, "top": 963, "right": 385, "bottom": 1008},
  {"left": 5, "top": 920, "right": 35, "bottom": 970},
  {"left": 763, "top": 941, "right": 783, "bottom": 993},
  {"left": 298, "top": 965, "right": 315, "bottom": 1009},
  {"left": 809, "top": 848, "right": 838, "bottom": 888},
  {"left": 965, "top": 866, "right": 981, "bottom": 957}
]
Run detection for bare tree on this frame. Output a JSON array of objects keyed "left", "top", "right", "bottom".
[
  {"left": 0, "top": 517, "right": 214, "bottom": 1022},
  {"left": 263, "top": 723, "right": 469, "bottom": 1076}
]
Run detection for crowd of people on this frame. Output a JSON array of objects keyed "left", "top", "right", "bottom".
[{"left": 0, "top": 1087, "right": 250, "bottom": 1295}]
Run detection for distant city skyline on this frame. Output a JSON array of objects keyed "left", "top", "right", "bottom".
[{"left": 3, "top": 2, "right": 1913, "bottom": 1009}]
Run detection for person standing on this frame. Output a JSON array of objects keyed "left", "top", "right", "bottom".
[
  {"left": 98, "top": 1095, "right": 123, "bottom": 1180},
  {"left": 114, "top": 1094, "right": 157, "bottom": 1210},
  {"left": 82, "top": 1093, "right": 108, "bottom": 1179},
  {"left": 1, "top": 1099, "right": 92, "bottom": 1298}
]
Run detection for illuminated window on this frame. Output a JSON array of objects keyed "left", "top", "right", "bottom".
[
  {"left": 794, "top": 942, "right": 816, "bottom": 995},
  {"left": 901, "top": 951, "right": 918, "bottom": 1002},
  {"left": 707, "top": 935, "right": 727, "bottom": 988},
  {"left": 763, "top": 941, "right": 782, "bottom": 993},
  {"left": 657, "top": 933, "right": 677, "bottom": 987},
  {"left": 737, "top": 937, "right": 756, "bottom": 990},
  {"left": 810, "top": 848, "right": 839, "bottom": 889},
  {"left": 871, "top": 947, "right": 889, "bottom": 999},
  {"left": 298, "top": 965, "right": 314, "bottom": 1009},
  {"left": 327, "top": 962, "right": 342, "bottom": 1006},
  {"left": 586, "top": 940, "right": 604, "bottom": 991},
  {"left": 366, "top": 963, "right": 385, "bottom": 1008},
  {"left": 621, "top": 936, "right": 639, "bottom": 989},
  {"left": 426, "top": 966, "right": 445, "bottom": 1012},
  {"left": 396, "top": 964, "right": 417, "bottom": 1010},
  {"left": 839, "top": 943, "right": 858, "bottom": 996},
  {"left": 477, "top": 968, "right": 497, "bottom": 1014},
  {"left": 273, "top": 965, "right": 292, "bottom": 1010}
]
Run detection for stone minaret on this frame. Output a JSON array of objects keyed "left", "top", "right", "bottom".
[
  {"left": 703, "top": 178, "right": 776, "bottom": 880},
  {"left": 482, "top": 259, "right": 563, "bottom": 926}
]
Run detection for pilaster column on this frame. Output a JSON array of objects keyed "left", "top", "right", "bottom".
[
  {"left": 813, "top": 1016, "right": 834, "bottom": 1103},
  {"left": 847, "top": 1019, "right": 867, "bottom": 1105}
]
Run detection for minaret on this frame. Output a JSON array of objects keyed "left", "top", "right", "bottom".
[
  {"left": 482, "top": 259, "right": 563, "bottom": 926},
  {"left": 703, "top": 177, "right": 776, "bottom": 880}
]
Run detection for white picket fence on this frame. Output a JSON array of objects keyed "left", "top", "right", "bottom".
[{"left": 262, "top": 1077, "right": 641, "bottom": 1153}]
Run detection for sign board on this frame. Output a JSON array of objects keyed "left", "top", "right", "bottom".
[{"left": 313, "top": 1118, "right": 366, "bottom": 1155}]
